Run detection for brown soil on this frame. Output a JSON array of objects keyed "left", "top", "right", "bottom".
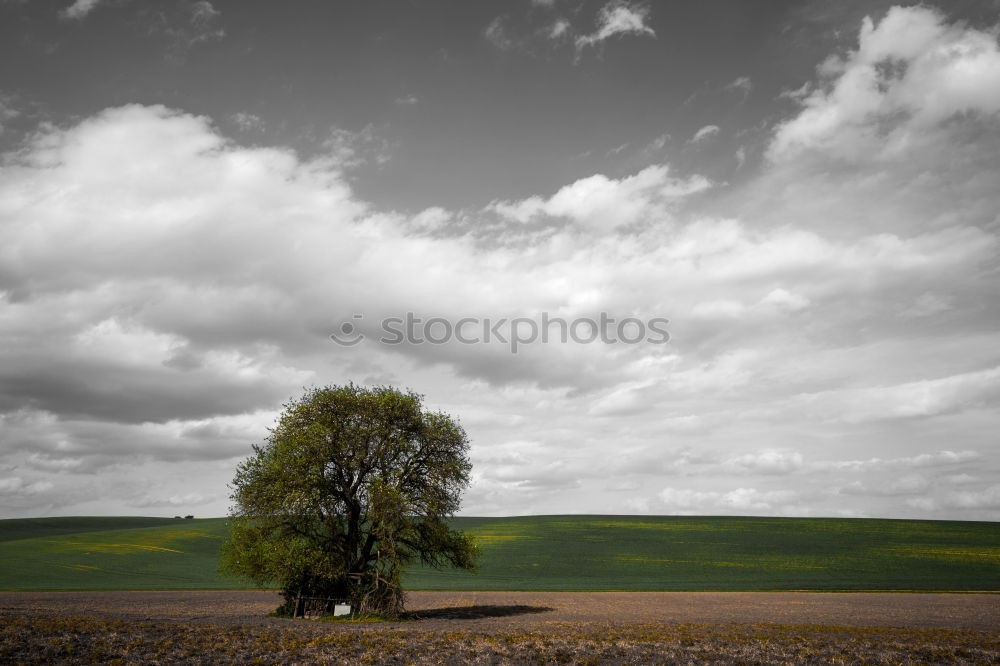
[
  {"left": 0, "top": 589, "right": 997, "bottom": 631},
  {"left": 2, "top": 591, "right": 998, "bottom": 664}
]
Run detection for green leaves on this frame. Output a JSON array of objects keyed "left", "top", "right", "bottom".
[{"left": 219, "top": 383, "right": 477, "bottom": 617}]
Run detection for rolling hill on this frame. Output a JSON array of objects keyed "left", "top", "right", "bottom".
[{"left": 1, "top": 515, "right": 997, "bottom": 591}]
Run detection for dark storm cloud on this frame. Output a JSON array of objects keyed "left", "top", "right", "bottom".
[{"left": 0, "top": 361, "right": 290, "bottom": 424}]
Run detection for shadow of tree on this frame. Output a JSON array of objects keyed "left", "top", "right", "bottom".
[{"left": 402, "top": 604, "right": 555, "bottom": 620}]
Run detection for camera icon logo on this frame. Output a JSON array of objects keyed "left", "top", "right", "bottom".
[{"left": 330, "top": 314, "right": 365, "bottom": 346}]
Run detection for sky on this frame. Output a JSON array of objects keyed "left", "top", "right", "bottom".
[{"left": 1, "top": 0, "right": 999, "bottom": 521}]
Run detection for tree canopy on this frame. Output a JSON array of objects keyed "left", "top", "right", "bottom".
[{"left": 220, "top": 384, "right": 478, "bottom": 617}]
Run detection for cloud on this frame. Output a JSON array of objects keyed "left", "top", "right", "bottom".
[
  {"left": 576, "top": 1, "right": 655, "bottom": 51},
  {"left": 759, "top": 288, "right": 809, "bottom": 311},
  {"left": 394, "top": 94, "right": 419, "bottom": 106},
  {"left": 0, "top": 93, "right": 19, "bottom": 135},
  {"left": 725, "top": 76, "right": 753, "bottom": 98},
  {"left": 484, "top": 17, "right": 514, "bottom": 51},
  {"left": 484, "top": 2, "right": 652, "bottom": 58},
  {"left": 816, "top": 450, "right": 981, "bottom": 473},
  {"left": 2, "top": 4, "right": 1000, "bottom": 519},
  {"left": 59, "top": 0, "right": 107, "bottom": 20},
  {"left": 793, "top": 367, "right": 1000, "bottom": 423},
  {"left": 644, "top": 133, "right": 669, "bottom": 154},
  {"left": 0, "top": 104, "right": 358, "bottom": 428},
  {"left": 897, "top": 292, "right": 951, "bottom": 319},
  {"left": 906, "top": 484, "right": 1000, "bottom": 512},
  {"left": 734, "top": 146, "right": 747, "bottom": 169},
  {"left": 658, "top": 486, "right": 800, "bottom": 514},
  {"left": 549, "top": 18, "right": 571, "bottom": 39},
  {"left": 230, "top": 112, "right": 264, "bottom": 132},
  {"left": 937, "top": 485, "right": 1000, "bottom": 510},
  {"left": 587, "top": 380, "right": 657, "bottom": 416},
  {"left": 324, "top": 124, "right": 392, "bottom": 167},
  {"left": 133, "top": 492, "right": 215, "bottom": 508},
  {"left": 0, "top": 407, "right": 281, "bottom": 470},
  {"left": 189, "top": 0, "right": 218, "bottom": 27},
  {"left": 26, "top": 453, "right": 84, "bottom": 472},
  {"left": 689, "top": 124, "right": 720, "bottom": 144},
  {"left": 0, "top": 477, "right": 53, "bottom": 496},
  {"left": 887, "top": 474, "right": 931, "bottom": 494},
  {"left": 769, "top": 5, "right": 1000, "bottom": 163},
  {"left": 10, "top": 103, "right": 978, "bottom": 416},
  {"left": 146, "top": 0, "right": 225, "bottom": 61},
  {"left": 487, "top": 164, "right": 710, "bottom": 231},
  {"left": 839, "top": 474, "right": 933, "bottom": 497},
  {"left": 725, "top": 449, "right": 803, "bottom": 475}
]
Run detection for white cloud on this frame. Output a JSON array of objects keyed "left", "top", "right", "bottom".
[
  {"left": 230, "top": 112, "right": 264, "bottom": 132},
  {"left": 770, "top": 6, "right": 1000, "bottom": 163},
  {"left": 325, "top": 124, "right": 391, "bottom": 167},
  {"left": 74, "top": 317, "right": 185, "bottom": 367},
  {"left": 658, "top": 486, "right": 799, "bottom": 514},
  {"left": 897, "top": 292, "right": 951, "bottom": 319},
  {"left": 576, "top": 1, "right": 655, "bottom": 51},
  {"left": 484, "top": 17, "right": 513, "bottom": 51},
  {"left": 136, "top": 0, "right": 225, "bottom": 61},
  {"left": 657, "top": 487, "right": 717, "bottom": 510},
  {"left": 0, "top": 93, "right": 20, "bottom": 134},
  {"left": 794, "top": 368, "right": 1000, "bottom": 423},
  {"left": 59, "top": 0, "right": 106, "bottom": 20},
  {"left": 410, "top": 206, "right": 452, "bottom": 233},
  {"left": 941, "top": 485, "right": 1000, "bottom": 509},
  {"left": 888, "top": 474, "right": 931, "bottom": 494},
  {"left": 488, "top": 164, "right": 710, "bottom": 231},
  {"left": 645, "top": 133, "right": 669, "bottom": 153},
  {"left": 0, "top": 477, "right": 53, "bottom": 495},
  {"left": 667, "top": 350, "right": 759, "bottom": 393},
  {"left": 943, "top": 473, "right": 977, "bottom": 485},
  {"left": 759, "top": 288, "right": 809, "bottom": 311},
  {"left": 549, "top": 18, "right": 571, "bottom": 39},
  {"left": 190, "top": 1, "right": 219, "bottom": 27},
  {"left": 690, "top": 299, "right": 745, "bottom": 319},
  {"left": 907, "top": 484, "right": 1000, "bottom": 512},
  {"left": 816, "top": 450, "right": 980, "bottom": 472},
  {"left": 587, "top": 380, "right": 656, "bottom": 416},
  {"left": 690, "top": 288, "right": 809, "bottom": 320},
  {"left": 134, "top": 492, "right": 214, "bottom": 508},
  {"left": 689, "top": 125, "right": 720, "bottom": 144},
  {"left": 725, "top": 76, "right": 753, "bottom": 99},
  {"left": 734, "top": 145, "right": 747, "bottom": 169},
  {"left": 725, "top": 450, "right": 803, "bottom": 475}
]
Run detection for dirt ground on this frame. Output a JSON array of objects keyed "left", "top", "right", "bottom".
[
  {"left": 2, "top": 591, "right": 998, "bottom": 664},
  {"left": 0, "top": 589, "right": 997, "bottom": 631}
]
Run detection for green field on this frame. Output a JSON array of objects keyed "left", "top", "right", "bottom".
[
  {"left": 0, "top": 517, "right": 232, "bottom": 590},
  {"left": 0, "top": 515, "right": 997, "bottom": 591}
]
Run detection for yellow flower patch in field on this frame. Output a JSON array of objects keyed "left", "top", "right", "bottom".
[
  {"left": 878, "top": 546, "right": 1000, "bottom": 562},
  {"left": 616, "top": 556, "right": 750, "bottom": 568},
  {"left": 468, "top": 522, "right": 542, "bottom": 542},
  {"left": 590, "top": 521, "right": 720, "bottom": 531},
  {"left": 39, "top": 526, "right": 223, "bottom": 557},
  {"left": 46, "top": 540, "right": 184, "bottom": 554}
]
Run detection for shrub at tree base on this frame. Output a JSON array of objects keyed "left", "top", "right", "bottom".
[{"left": 220, "top": 384, "right": 479, "bottom": 618}]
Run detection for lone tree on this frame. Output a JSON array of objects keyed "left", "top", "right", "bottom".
[{"left": 221, "top": 384, "right": 479, "bottom": 618}]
